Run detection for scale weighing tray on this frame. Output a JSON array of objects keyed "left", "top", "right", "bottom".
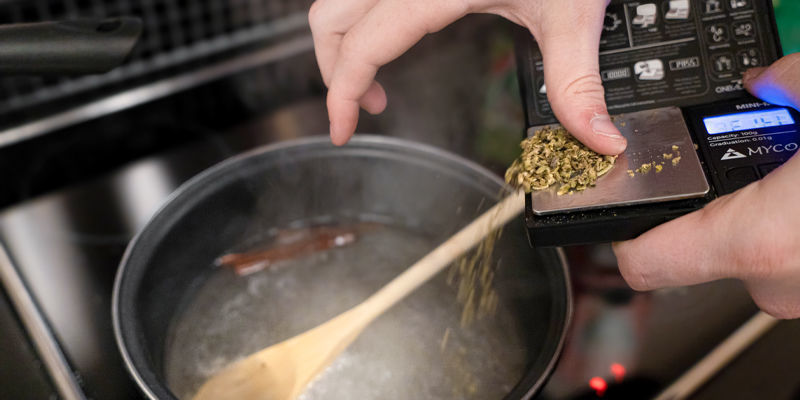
[{"left": 515, "top": 0, "right": 800, "bottom": 246}]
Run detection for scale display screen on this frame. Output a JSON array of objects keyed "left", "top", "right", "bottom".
[{"left": 703, "top": 108, "right": 796, "bottom": 135}]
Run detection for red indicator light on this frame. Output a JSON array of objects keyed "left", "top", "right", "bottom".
[
  {"left": 610, "top": 363, "right": 626, "bottom": 382},
  {"left": 589, "top": 376, "right": 607, "bottom": 397}
]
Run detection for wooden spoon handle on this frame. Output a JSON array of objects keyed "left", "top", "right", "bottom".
[{"left": 355, "top": 190, "right": 526, "bottom": 323}]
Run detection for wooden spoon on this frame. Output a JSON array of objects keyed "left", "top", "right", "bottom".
[{"left": 192, "top": 190, "right": 525, "bottom": 400}]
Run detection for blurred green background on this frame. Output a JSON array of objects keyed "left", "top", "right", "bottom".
[{"left": 775, "top": 0, "right": 800, "bottom": 53}]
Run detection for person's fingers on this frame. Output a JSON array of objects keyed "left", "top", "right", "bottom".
[
  {"left": 528, "top": 0, "right": 627, "bottom": 155},
  {"left": 612, "top": 193, "right": 740, "bottom": 290},
  {"left": 743, "top": 52, "right": 800, "bottom": 110},
  {"left": 309, "top": 0, "right": 386, "bottom": 118},
  {"left": 359, "top": 80, "right": 388, "bottom": 115},
  {"left": 733, "top": 154, "right": 800, "bottom": 318},
  {"left": 616, "top": 152, "right": 800, "bottom": 318},
  {"left": 327, "top": 0, "right": 469, "bottom": 145},
  {"left": 742, "top": 66, "right": 766, "bottom": 84},
  {"left": 745, "top": 279, "right": 800, "bottom": 319},
  {"left": 309, "top": 0, "right": 378, "bottom": 85}
]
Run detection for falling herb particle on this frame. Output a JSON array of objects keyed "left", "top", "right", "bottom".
[
  {"left": 440, "top": 328, "right": 451, "bottom": 352},
  {"left": 627, "top": 170, "right": 635, "bottom": 177},
  {"left": 655, "top": 164, "right": 663, "bottom": 173},
  {"left": 447, "top": 219, "right": 502, "bottom": 327},
  {"left": 672, "top": 145, "right": 679, "bottom": 151},
  {"left": 672, "top": 156, "right": 682, "bottom": 166},
  {"left": 663, "top": 153, "right": 674, "bottom": 160}
]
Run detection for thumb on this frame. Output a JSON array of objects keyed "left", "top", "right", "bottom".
[
  {"left": 743, "top": 52, "right": 800, "bottom": 111},
  {"left": 534, "top": 0, "right": 627, "bottom": 156},
  {"left": 612, "top": 202, "right": 730, "bottom": 291}
]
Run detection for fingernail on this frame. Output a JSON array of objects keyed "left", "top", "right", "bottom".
[{"left": 591, "top": 113, "right": 624, "bottom": 140}]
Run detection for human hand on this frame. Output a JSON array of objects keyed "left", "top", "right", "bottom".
[
  {"left": 613, "top": 53, "right": 800, "bottom": 319},
  {"left": 309, "top": 0, "right": 627, "bottom": 155}
]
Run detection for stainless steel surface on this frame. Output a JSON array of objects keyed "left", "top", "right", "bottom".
[
  {"left": 0, "top": 132, "right": 244, "bottom": 399},
  {"left": 0, "top": 0, "right": 312, "bottom": 114},
  {"left": 0, "top": 34, "right": 313, "bottom": 148},
  {"left": 0, "top": 279, "right": 59, "bottom": 399},
  {"left": 531, "top": 106, "right": 710, "bottom": 215},
  {"left": 0, "top": 242, "right": 85, "bottom": 400},
  {"left": 0, "top": 13, "right": 308, "bottom": 114}
]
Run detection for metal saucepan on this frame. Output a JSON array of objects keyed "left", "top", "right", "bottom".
[{"left": 113, "top": 136, "right": 571, "bottom": 399}]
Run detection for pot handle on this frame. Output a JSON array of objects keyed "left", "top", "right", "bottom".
[{"left": 0, "top": 17, "right": 142, "bottom": 75}]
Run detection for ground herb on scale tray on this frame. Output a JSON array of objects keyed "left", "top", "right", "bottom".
[{"left": 505, "top": 126, "right": 617, "bottom": 195}]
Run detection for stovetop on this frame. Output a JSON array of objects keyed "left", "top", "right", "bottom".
[
  {"left": 1, "top": 98, "right": 799, "bottom": 400},
  {"left": 0, "top": 15, "right": 799, "bottom": 400}
]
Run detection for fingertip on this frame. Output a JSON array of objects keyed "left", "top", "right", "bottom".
[
  {"left": 562, "top": 112, "right": 628, "bottom": 155},
  {"left": 597, "top": 136, "right": 628, "bottom": 156},
  {"left": 743, "top": 67, "right": 767, "bottom": 86},
  {"left": 552, "top": 101, "right": 628, "bottom": 155},
  {"left": 329, "top": 123, "right": 350, "bottom": 146},
  {"left": 588, "top": 113, "right": 628, "bottom": 155},
  {"left": 327, "top": 92, "right": 360, "bottom": 146},
  {"left": 564, "top": 129, "right": 628, "bottom": 156}
]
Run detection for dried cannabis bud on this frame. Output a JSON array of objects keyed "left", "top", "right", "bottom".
[{"left": 505, "top": 126, "right": 617, "bottom": 195}]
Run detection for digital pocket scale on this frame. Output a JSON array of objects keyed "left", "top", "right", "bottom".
[{"left": 515, "top": 0, "right": 800, "bottom": 246}]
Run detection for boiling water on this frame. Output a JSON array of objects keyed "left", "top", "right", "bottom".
[{"left": 164, "top": 225, "right": 529, "bottom": 399}]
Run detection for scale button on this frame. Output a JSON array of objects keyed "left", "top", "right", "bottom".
[
  {"left": 737, "top": 48, "right": 761, "bottom": 68},
  {"left": 725, "top": 166, "right": 758, "bottom": 181},
  {"left": 703, "top": 0, "right": 724, "bottom": 14},
  {"left": 724, "top": 166, "right": 758, "bottom": 192},
  {"left": 727, "top": 0, "right": 752, "bottom": 11},
  {"left": 706, "top": 24, "right": 729, "bottom": 44},
  {"left": 712, "top": 54, "right": 735, "bottom": 74},
  {"left": 732, "top": 20, "right": 756, "bottom": 40},
  {"left": 758, "top": 162, "right": 782, "bottom": 177}
]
